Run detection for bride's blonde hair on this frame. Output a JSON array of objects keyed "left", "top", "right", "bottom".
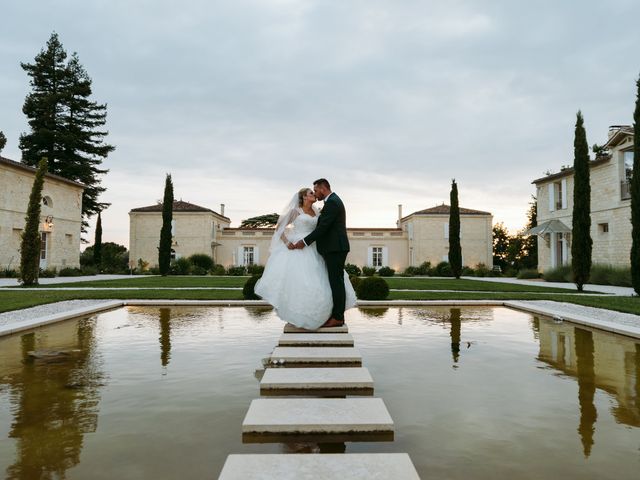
[{"left": 298, "top": 187, "right": 312, "bottom": 207}]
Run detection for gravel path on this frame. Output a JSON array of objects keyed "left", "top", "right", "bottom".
[
  {"left": 0, "top": 300, "right": 118, "bottom": 328},
  {"left": 522, "top": 300, "right": 640, "bottom": 328}
]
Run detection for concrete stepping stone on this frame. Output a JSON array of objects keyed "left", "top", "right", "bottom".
[
  {"left": 278, "top": 333, "right": 354, "bottom": 347},
  {"left": 242, "top": 397, "right": 394, "bottom": 443},
  {"left": 284, "top": 323, "right": 348, "bottom": 333},
  {"left": 269, "top": 347, "right": 362, "bottom": 367},
  {"left": 260, "top": 367, "right": 374, "bottom": 396},
  {"left": 218, "top": 453, "right": 420, "bottom": 479}
]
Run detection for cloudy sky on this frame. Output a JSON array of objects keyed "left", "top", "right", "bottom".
[{"left": 1, "top": 0, "right": 639, "bottom": 247}]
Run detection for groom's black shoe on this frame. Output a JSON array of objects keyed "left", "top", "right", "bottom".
[{"left": 321, "top": 318, "right": 344, "bottom": 328}]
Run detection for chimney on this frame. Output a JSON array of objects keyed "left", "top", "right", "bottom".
[
  {"left": 220, "top": 204, "right": 225, "bottom": 217},
  {"left": 397, "top": 204, "right": 403, "bottom": 227}
]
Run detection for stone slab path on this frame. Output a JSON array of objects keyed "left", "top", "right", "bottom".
[
  {"left": 218, "top": 453, "right": 420, "bottom": 480},
  {"left": 270, "top": 347, "right": 362, "bottom": 366},
  {"left": 278, "top": 333, "right": 354, "bottom": 347},
  {"left": 284, "top": 323, "right": 348, "bottom": 333},
  {"left": 260, "top": 367, "right": 373, "bottom": 396}
]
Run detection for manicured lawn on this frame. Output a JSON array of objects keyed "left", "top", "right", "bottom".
[{"left": 385, "top": 277, "right": 577, "bottom": 293}]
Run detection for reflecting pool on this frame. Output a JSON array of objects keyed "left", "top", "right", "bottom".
[{"left": 0, "top": 306, "right": 638, "bottom": 479}]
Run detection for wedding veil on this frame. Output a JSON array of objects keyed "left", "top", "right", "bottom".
[{"left": 269, "top": 192, "right": 301, "bottom": 253}]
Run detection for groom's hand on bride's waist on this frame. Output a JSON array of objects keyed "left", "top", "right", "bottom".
[{"left": 293, "top": 240, "right": 305, "bottom": 249}]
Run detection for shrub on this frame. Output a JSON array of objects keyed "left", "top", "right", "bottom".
[
  {"left": 247, "top": 264, "right": 265, "bottom": 275},
  {"left": 517, "top": 268, "right": 540, "bottom": 279},
  {"left": 192, "top": 266, "right": 208, "bottom": 276},
  {"left": 588, "top": 264, "right": 632, "bottom": 287},
  {"left": 542, "top": 265, "right": 572, "bottom": 282},
  {"left": 170, "top": 257, "right": 192, "bottom": 275},
  {"left": 461, "top": 266, "right": 475, "bottom": 276},
  {"left": 362, "top": 266, "right": 376, "bottom": 277},
  {"left": 59, "top": 267, "right": 82, "bottom": 277},
  {"left": 349, "top": 275, "right": 361, "bottom": 291},
  {"left": 0, "top": 268, "right": 18, "bottom": 278},
  {"left": 474, "top": 263, "right": 490, "bottom": 277},
  {"left": 356, "top": 276, "right": 389, "bottom": 300},
  {"left": 345, "top": 263, "right": 361, "bottom": 276},
  {"left": 227, "top": 266, "right": 247, "bottom": 276},
  {"left": 434, "top": 261, "right": 453, "bottom": 277},
  {"left": 243, "top": 275, "right": 262, "bottom": 300},
  {"left": 403, "top": 266, "right": 418, "bottom": 276},
  {"left": 39, "top": 267, "right": 57, "bottom": 278},
  {"left": 416, "top": 261, "right": 432, "bottom": 276},
  {"left": 378, "top": 266, "right": 395, "bottom": 277},
  {"left": 149, "top": 266, "right": 161, "bottom": 275},
  {"left": 188, "top": 253, "right": 214, "bottom": 271},
  {"left": 81, "top": 265, "right": 98, "bottom": 276},
  {"left": 210, "top": 264, "right": 226, "bottom": 276}
]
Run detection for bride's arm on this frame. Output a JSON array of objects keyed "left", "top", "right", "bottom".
[{"left": 279, "top": 209, "right": 300, "bottom": 246}]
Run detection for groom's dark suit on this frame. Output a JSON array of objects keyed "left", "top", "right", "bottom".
[{"left": 304, "top": 192, "right": 350, "bottom": 322}]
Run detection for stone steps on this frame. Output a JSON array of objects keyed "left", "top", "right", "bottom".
[
  {"left": 284, "top": 323, "right": 348, "bottom": 333},
  {"left": 218, "top": 453, "right": 420, "bottom": 479},
  {"left": 260, "top": 367, "right": 374, "bottom": 396},
  {"left": 269, "top": 347, "right": 362, "bottom": 366},
  {"left": 278, "top": 333, "right": 354, "bottom": 347},
  {"left": 242, "top": 398, "right": 394, "bottom": 443}
]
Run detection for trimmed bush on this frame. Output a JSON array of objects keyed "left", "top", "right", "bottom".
[
  {"left": 349, "top": 275, "right": 361, "bottom": 292},
  {"left": 461, "top": 266, "right": 475, "bottom": 276},
  {"left": 542, "top": 265, "right": 572, "bottom": 283},
  {"left": 192, "top": 266, "right": 208, "bottom": 275},
  {"left": 247, "top": 264, "right": 265, "bottom": 275},
  {"left": 362, "top": 266, "right": 376, "bottom": 277},
  {"left": 59, "top": 267, "right": 82, "bottom": 277},
  {"left": 81, "top": 265, "right": 98, "bottom": 276},
  {"left": 0, "top": 268, "right": 18, "bottom": 278},
  {"left": 517, "top": 268, "right": 540, "bottom": 279},
  {"left": 356, "top": 276, "right": 389, "bottom": 300},
  {"left": 473, "top": 263, "right": 490, "bottom": 277},
  {"left": 378, "top": 266, "right": 395, "bottom": 277},
  {"left": 210, "top": 264, "right": 226, "bottom": 276},
  {"left": 345, "top": 263, "right": 362, "bottom": 276},
  {"left": 588, "top": 264, "right": 632, "bottom": 287},
  {"left": 243, "top": 275, "right": 262, "bottom": 299},
  {"left": 188, "top": 253, "right": 214, "bottom": 271},
  {"left": 227, "top": 266, "right": 247, "bottom": 276},
  {"left": 39, "top": 267, "right": 56, "bottom": 278},
  {"left": 434, "top": 261, "right": 453, "bottom": 277},
  {"left": 170, "top": 257, "right": 192, "bottom": 275}
]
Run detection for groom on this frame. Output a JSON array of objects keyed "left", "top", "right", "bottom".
[{"left": 292, "top": 178, "right": 350, "bottom": 327}]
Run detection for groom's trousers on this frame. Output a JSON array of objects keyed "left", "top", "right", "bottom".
[{"left": 323, "top": 251, "right": 348, "bottom": 321}]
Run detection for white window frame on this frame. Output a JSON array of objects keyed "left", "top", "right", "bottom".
[
  {"left": 243, "top": 246, "right": 255, "bottom": 266},
  {"left": 624, "top": 150, "right": 634, "bottom": 182}
]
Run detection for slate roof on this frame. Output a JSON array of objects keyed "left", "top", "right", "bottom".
[
  {"left": 0, "top": 156, "right": 85, "bottom": 189},
  {"left": 405, "top": 204, "right": 491, "bottom": 217},
  {"left": 130, "top": 200, "right": 229, "bottom": 219}
]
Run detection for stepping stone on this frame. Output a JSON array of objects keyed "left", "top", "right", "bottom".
[
  {"left": 242, "top": 398, "right": 394, "bottom": 443},
  {"left": 269, "top": 347, "right": 362, "bottom": 367},
  {"left": 284, "top": 323, "right": 348, "bottom": 333},
  {"left": 278, "top": 333, "right": 354, "bottom": 347},
  {"left": 260, "top": 367, "right": 374, "bottom": 396},
  {"left": 218, "top": 453, "right": 420, "bottom": 479}
]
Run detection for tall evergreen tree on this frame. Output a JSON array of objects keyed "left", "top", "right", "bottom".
[
  {"left": 20, "top": 158, "right": 48, "bottom": 285},
  {"left": 0, "top": 130, "right": 6, "bottom": 153},
  {"left": 521, "top": 195, "right": 538, "bottom": 270},
  {"left": 158, "top": 174, "right": 174, "bottom": 275},
  {"left": 571, "top": 111, "right": 592, "bottom": 292},
  {"left": 448, "top": 179, "right": 462, "bottom": 279},
  {"left": 20, "top": 32, "right": 114, "bottom": 236},
  {"left": 631, "top": 75, "right": 640, "bottom": 295},
  {"left": 93, "top": 211, "right": 103, "bottom": 268}
]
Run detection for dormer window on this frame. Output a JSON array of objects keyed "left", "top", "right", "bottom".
[{"left": 42, "top": 196, "right": 53, "bottom": 207}]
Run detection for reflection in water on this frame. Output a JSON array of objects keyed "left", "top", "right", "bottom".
[
  {"left": 575, "top": 328, "right": 597, "bottom": 458},
  {"left": 360, "top": 308, "right": 389, "bottom": 318},
  {"left": 4, "top": 318, "right": 104, "bottom": 479},
  {"left": 449, "top": 308, "right": 461, "bottom": 364},
  {"left": 159, "top": 308, "right": 172, "bottom": 367},
  {"left": 244, "top": 306, "right": 273, "bottom": 321}
]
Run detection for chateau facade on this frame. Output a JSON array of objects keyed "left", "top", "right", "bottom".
[
  {"left": 0, "top": 156, "right": 84, "bottom": 270},
  {"left": 531, "top": 126, "right": 634, "bottom": 272},
  {"left": 129, "top": 201, "right": 493, "bottom": 271}
]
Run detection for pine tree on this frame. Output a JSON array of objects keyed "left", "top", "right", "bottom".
[
  {"left": 631, "top": 75, "right": 640, "bottom": 295},
  {"left": 0, "top": 131, "right": 6, "bottom": 153},
  {"left": 20, "top": 158, "right": 48, "bottom": 285},
  {"left": 448, "top": 179, "right": 462, "bottom": 279},
  {"left": 158, "top": 174, "right": 174, "bottom": 275},
  {"left": 93, "top": 211, "right": 102, "bottom": 268},
  {"left": 571, "top": 111, "right": 592, "bottom": 292},
  {"left": 20, "top": 32, "right": 114, "bottom": 236}
]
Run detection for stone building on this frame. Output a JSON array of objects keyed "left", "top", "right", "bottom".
[
  {"left": 530, "top": 126, "right": 634, "bottom": 271},
  {"left": 0, "top": 156, "right": 84, "bottom": 270},
  {"left": 129, "top": 200, "right": 493, "bottom": 271}
]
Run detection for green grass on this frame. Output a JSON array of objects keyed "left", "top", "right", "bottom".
[{"left": 385, "top": 277, "right": 578, "bottom": 293}]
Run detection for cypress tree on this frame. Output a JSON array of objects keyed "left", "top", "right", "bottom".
[
  {"left": 631, "top": 75, "right": 640, "bottom": 295},
  {"left": 0, "top": 131, "right": 6, "bottom": 153},
  {"left": 158, "top": 174, "right": 174, "bottom": 275},
  {"left": 20, "top": 158, "right": 48, "bottom": 285},
  {"left": 571, "top": 111, "right": 592, "bottom": 292},
  {"left": 448, "top": 179, "right": 462, "bottom": 279},
  {"left": 20, "top": 32, "right": 114, "bottom": 236},
  {"left": 93, "top": 211, "right": 102, "bottom": 268}
]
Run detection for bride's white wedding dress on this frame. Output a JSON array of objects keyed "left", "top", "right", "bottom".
[{"left": 254, "top": 207, "right": 357, "bottom": 330}]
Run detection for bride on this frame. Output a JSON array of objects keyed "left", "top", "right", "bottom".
[{"left": 254, "top": 188, "right": 357, "bottom": 330}]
